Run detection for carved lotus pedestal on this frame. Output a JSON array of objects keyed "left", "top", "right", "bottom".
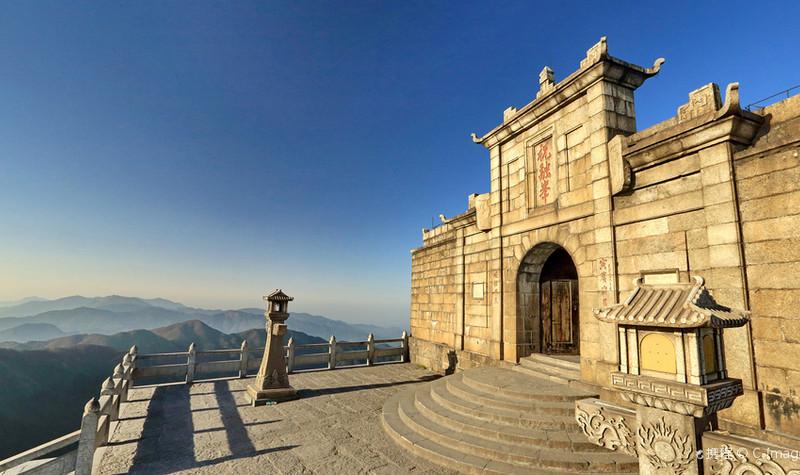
[{"left": 625, "top": 374, "right": 742, "bottom": 475}]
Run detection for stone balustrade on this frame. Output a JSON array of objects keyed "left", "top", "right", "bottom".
[{"left": 0, "top": 331, "right": 408, "bottom": 475}]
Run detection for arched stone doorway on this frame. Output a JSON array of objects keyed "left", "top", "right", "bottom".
[{"left": 517, "top": 243, "right": 580, "bottom": 357}]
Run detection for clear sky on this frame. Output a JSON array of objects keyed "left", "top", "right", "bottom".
[{"left": 1, "top": 1, "right": 798, "bottom": 326}]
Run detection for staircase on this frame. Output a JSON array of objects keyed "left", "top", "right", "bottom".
[
  {"left": 514, "top": 353, "right": 581, "bottom": 385},
  {"left": 382, "top": 366, "right": 637, "bottom": 474}
]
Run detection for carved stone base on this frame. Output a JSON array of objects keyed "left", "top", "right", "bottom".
[
  {"left": 636, "top": 406, "right": 708, "bottom": 475},
  {"left": 246, "top": 385, "right": 298, "bottom": 406}
]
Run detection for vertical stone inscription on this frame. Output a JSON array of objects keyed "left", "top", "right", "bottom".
[
  {"left": 598, "top": 257, "right": 611, "bottom": 306},
  {"left": 534, "top": 139, "right": 555, "bottom": 206}
]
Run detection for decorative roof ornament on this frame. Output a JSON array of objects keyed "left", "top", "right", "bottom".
[
  {"left": 593, "top": 276, "right": 749, "bottom": 328},
  {"left": 536, "top": 66, "right": 555, "bottom": 99}
]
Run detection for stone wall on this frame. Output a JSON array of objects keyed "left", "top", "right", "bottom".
[
  {"left": 735, "top": 93, "right": 800, "bottom": 439},
  {"left": 410, "top": 208, "right": 495, "bottom": 362}
]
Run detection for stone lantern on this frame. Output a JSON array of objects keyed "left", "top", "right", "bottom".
[
  {"left": 590, "top": 275, "right": 749, "bottom": 474},
  {"left": 246, "top": 289, "right": 298, "bottom": 406}
]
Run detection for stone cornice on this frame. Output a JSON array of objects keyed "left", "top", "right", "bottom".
[
  {"left": 412, "top": 208, "right": 477, "bottom": 253},
  {"left": 624, "top": 83, "right": 764, "bottom": 170},
  {"left": 471, "top": 39, "right": 663, "bottom": 150}
]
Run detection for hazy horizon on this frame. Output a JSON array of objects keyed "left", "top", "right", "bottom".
[
  {"left": 2, "top": 1, "right": 798, "bottom": 329},
  {"left": 0, "top": 292, "right": 403, "bottom": 327}
]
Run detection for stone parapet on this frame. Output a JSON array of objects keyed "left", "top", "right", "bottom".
[{"left": 575, "top": 397, "right": 638, "bottom": 456}]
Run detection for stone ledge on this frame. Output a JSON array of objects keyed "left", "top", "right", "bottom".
[{"left": 611, "top": 372, "right": 743, "bottom": 418}]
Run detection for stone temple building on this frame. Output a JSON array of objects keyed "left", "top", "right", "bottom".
[{"left": 408, "top": 36, "right": 800, "bottom": 449}]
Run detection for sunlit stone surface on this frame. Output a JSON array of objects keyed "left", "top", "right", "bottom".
[{"left": 95, "top": 365, "right": 453, "bottom": 474}]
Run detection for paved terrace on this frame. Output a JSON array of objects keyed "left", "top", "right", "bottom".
[{"left": 95, "top": 364, "right": 455, "bottom": 474}]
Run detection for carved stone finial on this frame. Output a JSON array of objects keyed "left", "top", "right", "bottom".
[
  {"left": 645, "top": 57, "right": 666, "bottom": 76},
  {"left": 716, "top": 82, "right": 742, "bottom": 118},
  {"left": 678, "top": 83, "right": 722, "bottom": 123},
  {"left": 536, "top": 66, "right": 556, "bottom": 99},
  {"left": 503, "top": 106, "right": 517, "bottom": 122},
  {"left": 580, "top": 36, "right": 608, "bottom": 68},
  {"left": 538, "top": 66, "right": 554, "bottom": 87},
  {"left": 84, "top": 397, "right": 100, "bottom": 414},
  {"left": 102, "top": 377, "right": 114, "bottom": 391},
  {"left": 113, "top": 363, "right": 124, "bottom": 377}
]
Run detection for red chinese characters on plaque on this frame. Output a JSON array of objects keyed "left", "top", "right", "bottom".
[{"left": 534, "top": 139, "right": 555, "bottom": 206}]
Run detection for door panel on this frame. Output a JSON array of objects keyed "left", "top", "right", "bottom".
[
  {"left": 541, "top": 279, "right": 579, "bottom": 354},
  {"left": 540, "top": 282, "right": 551, "bottom": 352}
]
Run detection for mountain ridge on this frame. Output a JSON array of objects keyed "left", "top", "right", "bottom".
[
  {"left": 0, "top": 296, "right": 403, "bottom": 343},
  {"left": 0, "top": 319, "right": 326, "bottom": 353}
]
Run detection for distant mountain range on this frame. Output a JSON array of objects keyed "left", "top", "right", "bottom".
[
  {"left": 0, "top": 295, "right": 403, "bottom": 343},
  {"left": 0, "top": 319, "right": 324, "bottom": 353}
]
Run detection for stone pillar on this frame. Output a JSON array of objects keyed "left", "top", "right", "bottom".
[
  {"left": 286, "top": 337, "right": 296, "bottom": 373},
  {"left": 246, "top": 289, "right": 298, "bottom": 406},
  {"left": 328, "top": 335, "right": 337, "bottom": 369},
  {"left": 185, "top": 343, "right": 196, "bottom": 384},
  {"left": 75, "top": 398, "right": 100, "bottom": 475},
  {"left": 367, "top": 333, "right": 375, "bottom": 366},
  {"left": 239, "top": 340, "right": 249, "bottom": 378},
  {"left": 635, "top": 406, "right": 709, "bottom": 475}
]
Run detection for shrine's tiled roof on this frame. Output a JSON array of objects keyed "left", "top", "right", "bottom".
[
  {"left": 264, "top": 289, "right": 294, "bottom": 302},
  {"left": 593, "top": 276, "right": 749, "bottom": 328}
]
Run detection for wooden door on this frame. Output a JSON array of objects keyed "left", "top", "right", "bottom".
[{"left": 540, "top": 279, "right": 579, "bottom": 354}]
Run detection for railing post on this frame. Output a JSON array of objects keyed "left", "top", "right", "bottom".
[
  {"left": 112, "top": 364, "right": 125, "bottom": 418},
  {"left": 186, "top": 343, "right": 196, "bottom": 384},
  {"left": 127, "top": 344, "right": 137, "bottom": 380},
  {"left": 129, "top": 345, "right": 138, "bottom": 363},
  {"left": 328, "top": 336, "right": 337, "bottom": 370},
  {"left": 287, "top": 337, "right": 295, "bottom": 374},
  {"left": 100, "top": 377, "right": 119, "bottom": 421},
  {"left": 367, "top": 333, "right": 375, "bottom": 366},
  {"left": 402, "top": 330, "right": 409, "bottom": 363},
  {"left": 239, "top": 340, "right": 249, "bottom": 378},
  {"left": 121, "top": 353, "right": 134, "bottom": 400},
  {"left": 75, "top": 398, "right": 100, "bottom": 475},
  {"left": 114, "top": 363, "right": 127, "bottom": 404}
]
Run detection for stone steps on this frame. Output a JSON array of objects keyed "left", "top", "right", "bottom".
[
  {"left": 445, "top": 374, "right": 574, "bottom": 416},
  {"left": 431, "top": 377, "right": 580, "bottom": 431},
  {"left": 382, "top": 366, "right": 638, "bottom": 474},
  {"left": 514, "top": 354, "right": 582, "bottom": 384},
  {"left": 416, "top": 380, "right": 606, "bottom": 452},
  {"left": 462, "top": 366, "right": 587, "bottom": 402}
]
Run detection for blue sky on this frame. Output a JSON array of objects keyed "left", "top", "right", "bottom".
[{"left": 1, "top": 1, "right": 798, "bottom": 326}]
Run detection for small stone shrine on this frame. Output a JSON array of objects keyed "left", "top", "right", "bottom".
[
  {"left": 581, "top": 274, "right": 749, "bottom": 474},
  {"left": 246, "top": 289, "right": 298, "bottom": 406}
]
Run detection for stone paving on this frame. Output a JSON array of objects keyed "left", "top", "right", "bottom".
[{"left": 96, "top": 364, "right": 457, "bottom": 475}]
